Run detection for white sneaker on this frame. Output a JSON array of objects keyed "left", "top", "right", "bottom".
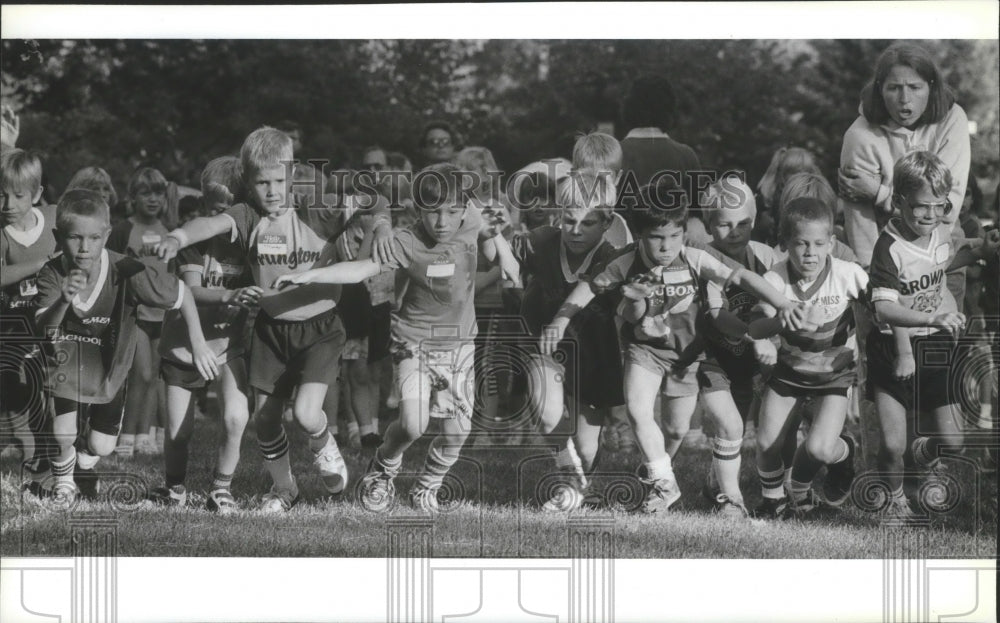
[
  {"left": 260, "top": 481, "right": 300, "bottom": 513},
  {"left": 313, "top": 436, "right": 349, "bottom": 494}
]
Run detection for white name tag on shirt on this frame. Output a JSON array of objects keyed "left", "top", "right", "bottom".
[
  {"left": 258, "top": 234, "right": 288, "bottom": 256},
  {"left": 934, "top": 243, "right": 950, "bottom": 265},
  {"left": 142, "top": 232, "right": 162, "bottom": 245},
  {"left": 19, "top": 278, "right": 38, "bottom": 297},
  {"left": 426, "top": 262, "right": 456, "bottom": 278}
]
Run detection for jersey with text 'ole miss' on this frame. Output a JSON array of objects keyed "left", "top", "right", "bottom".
[
  {"left": 159, "top": 236, "right": 253, "bottom": 366},
  {"left": 755, "top": 256, "right": 868, "bottom": 389},
  {"left": 1, "top": 206, "right": 58, "bottom": 325},
  {"left": 511, "top": 226, "right": 620, "bottom": 337},
  {"left": 588, "top": 243, "right": 732, "bottom": 360},
  {"left": 869, "top": 219, "right": 971, "bottom": 338},
  {"left": 696, "top": 240, "right": 779, "bottom": 357},
  {"left": 222, "top": 193, "right": 387, "bottom": 322},
  {"left": 34, "top": 249, "right": 183, "bottom": 403}
]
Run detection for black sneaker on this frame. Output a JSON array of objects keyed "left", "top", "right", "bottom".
[
  {"left": 361, "top": 432, "right": 383, "bottom": 450},
  {"left": 74, "top": 467, "right": 102, "bottom": 500},
  {"left": 752, "top": 496, "right": 788, "bottom": 519},
  {"left": 780, "top": 490, "right": 822, "bottom": 520},
  {"left": 822, "top": 435, "right": 856, "bottom": 507}
]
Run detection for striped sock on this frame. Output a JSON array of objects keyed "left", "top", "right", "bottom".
[
  {"left": 712, "top": 437, "right": 743, "bottom": 499},
  {"left": 211, "top": 471, "right": 234, "bottom": 492},
  {"left": 258, "top": 430, "right": 295, "bottom": 492},
  {"left": 911, "top": 437, "right": 937, "bottom": 468},
  {"left": 758, "top": 466, "right": 785, "bottom": 499},
  {"left": 307, "top": 427, "right": 332, "bottom": 453},
  {"left": 374, "top": 446, "right": 402, "bottom": 478},
  {"left": 52, "top": 450, "right": 76, "bottom": 487},
  {"left": 416, "top": 435, "right": 461, "bottom": 490},
  {"left": 789, "top": 478, "right": 812, "bottom": 503},
  {"left": 359, "top": 423, "right": 375, "bottom": 436}
]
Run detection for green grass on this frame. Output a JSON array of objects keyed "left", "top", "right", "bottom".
[{"left": 2, "top": 407, "right": 995, "bottom": 559}]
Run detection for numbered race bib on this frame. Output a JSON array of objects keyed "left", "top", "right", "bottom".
[
  {"left": 258, "top": 234, "right": 288, "bottom": 257},
  {"left": 19, "top": 278, "right": 38, "bottom": 297},
  {"left": 426, "top": 262, "right": 456, "bottom": 278},
  {"left": 141, "top": 232, "right": 162, "bottom": 257}
]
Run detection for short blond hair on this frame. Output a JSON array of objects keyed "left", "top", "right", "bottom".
[
  {"left": 556, "top": 169, "right": 616, "bottom": 220},
  {"left": 572, "top": 132, "right": 622, "bottom": 175},
  {"left": 240, "top": 126, "right": 294, "bottom": 179},
  {"left": 702, "top": 175, "right": 756, "bottom": 225},
  {"left": 1, "top": 149, "right": 42, "bottom": 195}
]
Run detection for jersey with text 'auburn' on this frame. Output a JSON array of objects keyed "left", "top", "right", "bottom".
[
  {"left": 588, "top": 243, "right": 731, "bottom": 360},
  {"left": 869, "top": 219, "right": 970, "bottom": 337},
  {"left": 756, "top": 256, "right": 868, "bottom": 389}
]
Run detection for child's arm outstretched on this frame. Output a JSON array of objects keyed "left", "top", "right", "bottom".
[
  {"left": 540, "top": 281, "right": 597, "bottom": 355},
  {"left": 947, "top": 229, "right": 1000, "bottom": 272},
  {"left": 726, "top": 267, "right": 806, "bottom": 331},
  {"left": 273, "top": 259, "right": 382, "bottom": 289},
  {"left": 154, "top": 214, "right": 235, "bottom": 261}
]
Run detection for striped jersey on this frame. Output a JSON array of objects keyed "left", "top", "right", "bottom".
[
  {"left": 588, "top": 243, "right": 732, "bottom": 360},
  {"left": 755, "top": 256, "right": 868, "bottom": 389},
  {"left": 869, "top": 219, "right": 970, "bottom": 337}
]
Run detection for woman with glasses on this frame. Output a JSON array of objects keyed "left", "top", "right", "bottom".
[{"left": 418, "top": 120, "right": 461, "bottom": 167}]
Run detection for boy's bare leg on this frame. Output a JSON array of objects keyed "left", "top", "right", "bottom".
[
  {"left": 700, "top": 389, "right": 746, "bottom": 503},
  {"left": 755, "top": 388, "right": 799, "bottom": 502},
  {"left": 212, "top": 361, "right": 250, "bottom": 495}
]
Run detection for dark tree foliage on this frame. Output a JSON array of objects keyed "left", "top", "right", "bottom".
[{"left": 2, "top": 39, "right": 996, "bottom": 197}]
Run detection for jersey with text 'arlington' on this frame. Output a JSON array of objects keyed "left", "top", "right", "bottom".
[{"left": 222, "top": 193, "right": 387, "bottom": 322}]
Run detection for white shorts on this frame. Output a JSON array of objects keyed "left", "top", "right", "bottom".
[{"left": 393, "top": 341, "right": 475, "bottom": 420}]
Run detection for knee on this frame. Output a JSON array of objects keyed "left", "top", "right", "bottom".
[
  {"left": 879, "top": 439, "right": 906, "bottom": 464},
  {"left": 222, "top": 406, "right": 250, "bottom": 435},
  {"left": 804, "top": 437, "right": 838, "bottom": 464},
  {"left": 348, "top": 362, "right": 371, "bottom": 386},
  {"left": 88, "top": 436, "right": 117, "bottom": 457},
  {"left": 662, "top": 421, "right": 689, "bottom": 441}
]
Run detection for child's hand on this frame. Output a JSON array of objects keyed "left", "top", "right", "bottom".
[
  {"left": 273, "top": 271, "right": 314, "bottom": 289},
  {"left": 893, "top": 351, "right": 916, "bottom": 381},
  {"left": 930, "top": 311, "right": 966, "bottom": 337},
  {"left": 498, "top": 250, "right": 522, "bottom": 289},
  {"left": 777, "top": 302, "right": 807, "bottom": 331},
  {"left": 981, "top": 229, "right": 1000, "bottom": 256},
  {"left": 540, "top": 316, "right": 570, "bottom": 356},
  {"left": 224, "top": 286, "right": 264, "bottom": 309},
  {"left": 372, "top": 220, "right": 395, "bottom": 266},
  {"left": 637, "top": 315, "right": 671, "bottom": 340},
  {"left": 154, "top": 237, "right": 180, "bottom": 261},
  {"left": 191, "top": 341, "right": 220, "bottom": 382},
  {"left": 61, "top": 269, "right": 88, "bottom": 303},
  {"left": 753, "top": 338, "right": 777, "bottom": 367},
  {"left": 622, "top": 280, "right": 655, "bottom": 301},
  {"left": 0, "top": 105, "right": 19, "bottom": 149}
]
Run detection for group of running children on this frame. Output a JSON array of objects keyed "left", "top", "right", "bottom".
[{"left": 2, "top": 124, "right": 997, "bottom": 523}]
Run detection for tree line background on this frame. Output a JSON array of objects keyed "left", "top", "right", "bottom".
[{"left": 2, "top": 39, "right": 998, "bottom": 208}]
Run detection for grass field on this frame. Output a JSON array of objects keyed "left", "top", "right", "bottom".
[{"left": 2, "top": 401, "right": 996, "bottom": 560}]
